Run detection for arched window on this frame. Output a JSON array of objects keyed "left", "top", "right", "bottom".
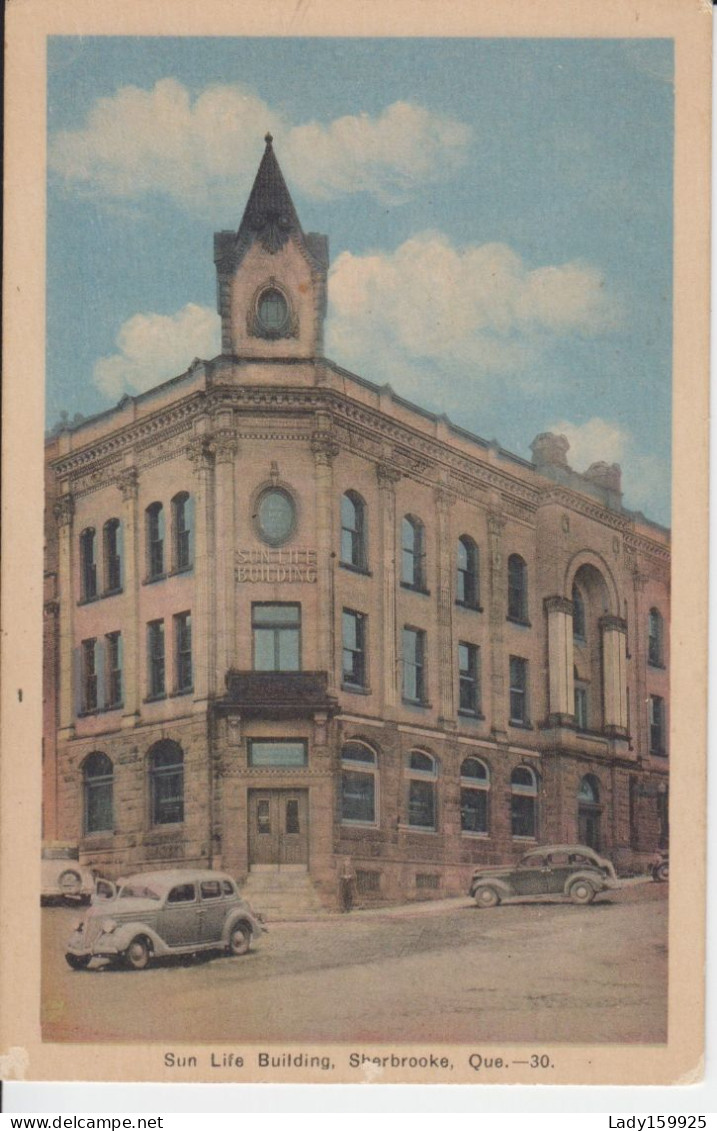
[
  {"left": 577, "top": 774, "right": 602, "bottom": 850},
  {"left": 456, "top": 536, "right": 479, "bottom": 608},
  {"left": 460, "top": 757, "right": 490, "bottom": 834},
  {"left": 79, "top": 528, "right": 97, "bottom": 601},
  {"left": 511, "top": 766, "right": 538, "bottom": 838},
  {"left": 146, "top": 503, "right": 164, "bottom": 580},
  {"left": 573, "top": 665, "right": 589, "bottom": 730},
  {"left": 340, "top": 491, "right": 367, "bottom": 570},
  {"left": 172, "top": 492, "right": 192, "bottom": 572},
  {"left": 572, "top": 584, "right": 586, "bottom": 639},
  {"left": 407, "top": 750, "right": 437, "bottom": 830},
  {"left": 340, "top": 742, "right": 377, "bottom": 824},
  {"left": 149, "top": 740, "right": 184, "bottom": 825},
  {"left": 648, "top": 608, "right": 664, "bottom": 667},
  {"left": 402, "top": 516, "right": 426, "bottom": 590},
  {"left": 103, "top": 519, "right": 122, "bottom": 593},
  {"left": 83, "top": 752, "right": 113, "bottom": 835},
  {"left": 507, "top": 554, "right": 528, "bottom": 622}
]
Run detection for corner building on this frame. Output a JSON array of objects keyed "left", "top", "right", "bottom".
[{"left": 44, "top": 137, "right": 670, "bottom": 909}]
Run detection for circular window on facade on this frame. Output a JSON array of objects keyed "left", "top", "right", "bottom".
[
  {"left": 257, "top": 288, "right": 289, "bottom": 335},
  {"left": 256, "top": 488, "right": 296, "bottom": 545}
]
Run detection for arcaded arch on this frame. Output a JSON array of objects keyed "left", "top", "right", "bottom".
[{"left": 563, "top": 549, "right": 620, "bottom": 616}]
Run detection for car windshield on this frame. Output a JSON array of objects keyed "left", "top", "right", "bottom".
[{"left": 119, "top": 884, "right": 162, "bottom": 901}]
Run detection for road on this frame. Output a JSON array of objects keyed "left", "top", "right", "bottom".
[{"left": 42, "top": 881, "right": 667, "bottom": 1045}]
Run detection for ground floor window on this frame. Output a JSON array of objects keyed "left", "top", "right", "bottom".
[
  {"left": 460, "top": 757, "right": 490, "bottom": 834},
  {"left": 150, "top": 740, "right": 184, "bottom": 825},
  {"left": 407, "top": 750, "right": 437, "bottom": 829},
  {"left": 340, "top": 742, "right": 377, "bottom": 823},
  {"left": 83, "top": 752, "right": 113, "bottom": 835},
  {"left": 248, "top": 740, "right": 307, "bottom": 767},
  {"left": 511, "top": 765, "right": 538, "bottom": 838}
]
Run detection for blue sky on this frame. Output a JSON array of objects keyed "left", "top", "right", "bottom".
[{"left": 47, "top": 37, "right": 673, "bottom": 524}]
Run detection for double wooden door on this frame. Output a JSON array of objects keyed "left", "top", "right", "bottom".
[{"left": 248, "top": 789, "right": 308, "bottom": 867}]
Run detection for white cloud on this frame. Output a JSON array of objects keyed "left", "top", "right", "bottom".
[
  {"left": 546, "top": 416, "right": 669, "bottom": 518},
  {"left": 326, "top": 233, "right": 618, "bottom": 403},
  {"left": 49, "top": 80, "right": 470, "bottom": 211},
  {"left": 93, "top": 303, "right": 220, "bottom": 398}
]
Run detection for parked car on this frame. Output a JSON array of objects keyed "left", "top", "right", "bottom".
[
  {"left": 469, "top": 844, "right": 619, "bottom": 908},
  {"left": 65, "top": 868, "right": 265, "bottom": 971},
  {"left": 41, "top": 845, "right": 96, "bottom": 905},
  {"left": 651, "top": 851, "right": 669, "bottom": 882}
]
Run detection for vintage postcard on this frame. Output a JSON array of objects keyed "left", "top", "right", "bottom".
[{"left": 1, "top": 0, "right": 710, "bottom": 1089}]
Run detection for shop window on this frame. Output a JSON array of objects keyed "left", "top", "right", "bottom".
[
  {"left": 103, "top": 519, "right": 122, "bottom": 593},
  {"left": 460, "top": 757, "right": 490, "bottom": 834},
  {"left": 149, "top": 741, "right": 184, "bottom": 825},
  {"left": 402, "top": 627, "right": 427, "bottom": 704},
  {"left": 507, "top": 554, "right": 528, "bottom": 623},
  {"left": 340, "top": 742, "right": 377, "bottom": 824},
  {"left": 458, "top": 642, "right": 481, "bottom": 715},
  {"left": 401, "top": 515, "right": 426, "bottom": 590},
  {"left": 83, "top": 752, "right": 113, "bottom": 835},
  {"left": 457, "top": 536, "right": 480, "bottom": 608},
  {"left": 80, "top": 528, "right": 97, "bottom": 601},
  {"left": 407, "top": 750, "right": 437, "bottom": 830},
  {"left": 342, "top": 609, "right": 367, "bottom": 688},
  {"left": 511, "top": 766, "right": 538, "bottom": 838},
  {"left": 341, "top": 491, "right": 368, "bottom": 570},
  {"left": 252, "top": 603, "right": 301, "bottom": 671}
]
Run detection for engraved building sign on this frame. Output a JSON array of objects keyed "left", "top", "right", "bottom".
[{"left": 235, "top": 547, "right": 317, "bottom": 583}]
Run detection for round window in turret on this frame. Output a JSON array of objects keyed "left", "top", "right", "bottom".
[
  {"left": 256, "top": 487, "right": 296, "bottom": 546},
  {"left": 257, "top": 287, "right": 289, "bottom": 335}
]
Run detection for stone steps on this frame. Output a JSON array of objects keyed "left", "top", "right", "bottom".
[{"left": 240, "top": 867, "right": 329, "bottom": 921}]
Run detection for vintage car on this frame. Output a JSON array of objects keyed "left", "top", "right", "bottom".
[
  {"left": 651, "top": 851, "right": 669, "bottom": 882},
  {"left": 41, "top": 844, "right": 97, "bottom": 905},
  {"left": 65, "top": 868, "right": 265, "bottom": 970},
  {"left": 469, "top": 844, "right": 619, "bottom": 907}
]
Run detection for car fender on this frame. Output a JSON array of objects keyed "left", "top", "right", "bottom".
[
  {"left": 105, "top": 921, "right": 169, "bottom": 956},
  {"left": 221, "top": 911, "right": 260, "bottom": 945},
  {"left": 562, "top": 869, "right": 604, "bottom": 896},
  {"left": 470, "top": 878, "right": 513, "bottom": 898}
]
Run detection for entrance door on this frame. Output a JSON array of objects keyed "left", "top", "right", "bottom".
[{"left": 248, "top": 789, "right": 309, "bottom": 867}]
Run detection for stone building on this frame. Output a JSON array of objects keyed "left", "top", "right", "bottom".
[{"left": 43, "top": 136, "right": 670, "bottom": 909}]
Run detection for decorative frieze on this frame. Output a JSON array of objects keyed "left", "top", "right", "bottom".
[{"left": 116, "top": 467, "right": 139, "bottom": 501}]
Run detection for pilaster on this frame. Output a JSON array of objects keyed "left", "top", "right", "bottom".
[
  {"left": 187, "top": 434, "right": 216, "bottom": 703},
  {"left": 54, "top": 492, "right": 75, "bottom": 735},
  {"left": 376, "top": 462, "right": 401, "bottom": 716},
  {"left": 601, "top": 614, "right": 629, "bottom": 734},
  {"left": 212, "top": 426, "right": 239, "bottom": 683},
  {"left": 544, "top": 594, "right": 575, "bottom": 721},
  {"left": 487, "top": 510, "right": 507, "bottom": 738},
  {"left": 311, "top": 420, "right": 339, "bottom": 693},
  {"left": 117, "top": 466, "right": 140, "bottom": 723},
  {"left": 434, "top": 487, "right": 456, "bottom": 726}
]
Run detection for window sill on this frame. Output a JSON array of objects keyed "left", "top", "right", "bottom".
[
  {"left": 402, "top": 698, "right": 432, "bottom": 710},
  {"left": 458, "top": 710, "right": 486, "bottom": 721},
  {"left": 340, "top": 819, "right": 379, "bottom": 828},
  {"left": 341, "top": 682, "right": 371, "bottom": 696},
  {"left": 77, "top": 595, "right": 100, "bottom": 607},
  {"left": 506, "top": 616, "right": 532, "bottom": 628},
  {"left": 399, "top": 824, "right": 438, "bottom": 834},
  {"left": 146, "top": 823, "right": 185, "bottom": 835},
  {"left": 512, "top": 835, "right": 538, "bottom": 842},
  {"left": 455, "top": 601, "right": 484, "bottom": 613},
  {"left": 509, "top": 719, "right": 534, "bottom": 731},
  {"left": 400, "top": 582, "right": 431, "bottom": 596},
  {"left": 461, "top": 830, "right": 490, "bottom": 838},
  {"left": 650, "top": 749, "right": 668, "bottom": 758},
  {"left": 648, "top": 662, "right": 667, "bottom": 671},
  {"left": 339, "top": 561, "right": 372, "bottom": 578},
  {"left": 144, "top": 693, "right": 167, "bottom": 704},
  {"left": 102, "top": 587, "right": 123, "bottom": 599},
  {"left": 78, "top": 703, "right": 123, "bottom": 717},
  {"left": 143, "top": 573, "right": 167, "bottom": 586},
  {"left": 169, "top": 565, "right": 193, "bottom": 578},
  {"left": 170, "top": 687, "right": 194, "bottom": 698}
]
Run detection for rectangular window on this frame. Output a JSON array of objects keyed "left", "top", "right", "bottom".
[
  {"left": 458, "top": 642, "right": 480, "bottom": 715},
  {"left": 341, "top": 770, "right": 376, "bottom": 823},
  {"left": 104, "top": 521, "right": 122, "bottom": 592},
  {"left": 574, "top": 685, "right": 588, "bottom": 730},
  {"left": 174, "top": 611, "right": 192, "bottom": 692},
  {"left": 408, "top": 779, "right": 435, "bottom": 828},
  {"left": 649, "top": 694, "right": 667, "bottom": 755},
  {"left": 248, "top": 740, "right": 307, "bottom": 767},
  {"left": 509, "top": 656, "right": 528, "bottom": 724},
  {"left": 342, "top": 609, "right": 367, "bottom": 687},
  {"left": 105, "top": 631, "right": 122, "bottom": 708},
  {"left": 81, "top": 638, "right": 98, "bottom": 712},
  {"left": 402, "top": 627, "right": 427, "bottom": 704},
  {"left": 147, "top": 619, "right": 165, "bottom": 698},
  {"left": 252, "top": 603, "right": 301, "bottom": 671},
  {"left": 461, "top": 788, "right": 488, "bottom": 834}
]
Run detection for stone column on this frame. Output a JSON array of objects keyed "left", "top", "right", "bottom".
[
  {"left": 53, "top": 492, "right": 75, "bottom": 735},
  {"left": 544, "top": 595, "right": 575, "bottom": 723},
  {"left": 212, "top": 428, "right": 238, "bottom": 684},
  {"left": 631, "top": 571, "right": 648, "bottom": 752},
  {"left": 117, "top": 467, "right": 140, "bottom": 723},
  {"left": 311, "top": 424, "right": 339, "bottom": 693},
  {"left": 487, "top": 510, "right": 507, "bottom": 738},
  {"left": 187, "top": 435, "right": 215, "bottom": 704},
  {"left": 601, "top": 614, "right": 629, "bottom": 734},
  {"left": 376, "top": 463, "right": 401, "bottom": 715},
  {"left": 434, "top": 486, "right": 456, "bottom": 726}
]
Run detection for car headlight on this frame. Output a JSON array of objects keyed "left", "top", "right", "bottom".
[{"left": 101, "top": 919, "right": 117, "bottom": 934}]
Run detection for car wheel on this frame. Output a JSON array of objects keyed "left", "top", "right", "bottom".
[
  {"left": 473, "top": 885, "right": 500, "bottom": 909},
  {"left": 228, "top": 923, "right": 251, "bottom": 956},
  {"left": 568, "top": 879, "right": 596, "bottom": 905},
  {"left": 124, "top": 937, "right": 151, "bottom": 970},
  {"left": 655, "top": 862, "right": 669, "bottom": 882},
  {"left": 65, "top": 953, "right": 91, "bottom": 971}
]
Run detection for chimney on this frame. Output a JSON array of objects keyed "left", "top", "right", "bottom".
[{"left": 530, "top": 432, "right": 571, "bottom": 470}]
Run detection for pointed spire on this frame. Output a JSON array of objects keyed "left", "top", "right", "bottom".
[{"left": 236, "top": 133, "right": 302, "bottom": 255}]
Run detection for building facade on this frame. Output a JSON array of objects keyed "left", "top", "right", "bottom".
[{"left": 43, "top": 137, "right": 670, "bottom": 908}]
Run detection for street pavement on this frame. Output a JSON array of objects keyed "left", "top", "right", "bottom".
[{"left": 42, "top": 880, "right": 667, "bottom": 1045}]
